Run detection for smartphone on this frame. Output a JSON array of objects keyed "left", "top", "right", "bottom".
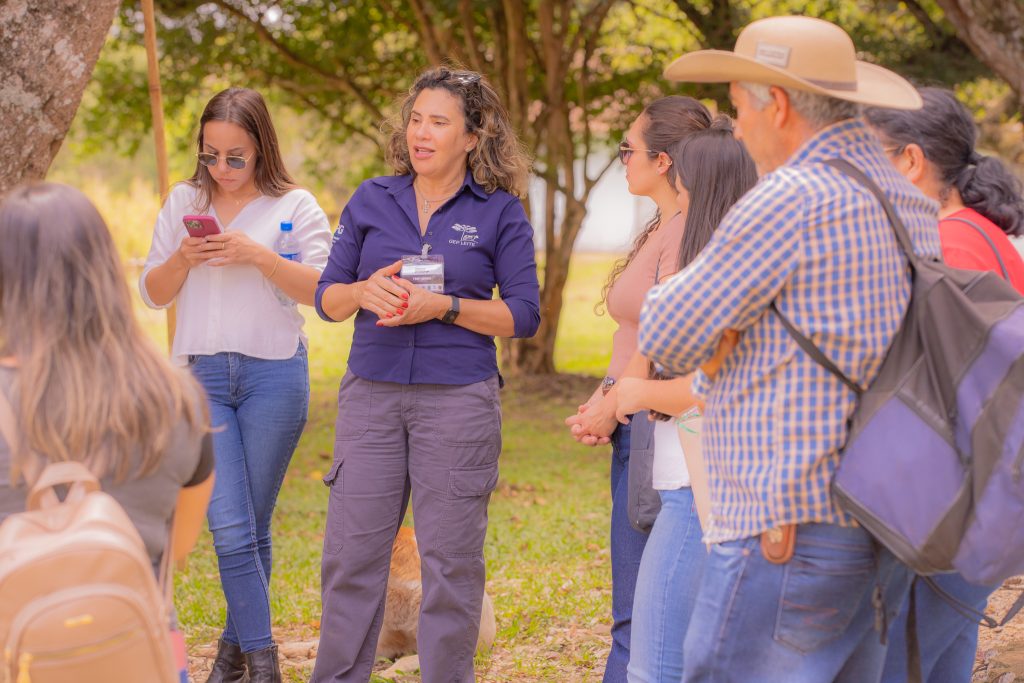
[{"left": 182, "top": 214, "right": 221, "bottom": 238}]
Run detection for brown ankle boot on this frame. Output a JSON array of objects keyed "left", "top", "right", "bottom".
[
  {"left": 243, "top": 644, "right": 281, "bottom": 683},
  {"left": 205, "top": 638, "right": 249, "bottom": 683}
]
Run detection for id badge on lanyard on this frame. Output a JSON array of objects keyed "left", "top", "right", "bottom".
[{"left": 401, "top": 244, "right": 445, "bottom": 293}]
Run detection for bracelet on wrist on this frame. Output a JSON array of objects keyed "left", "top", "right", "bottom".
[{"left": 265, "top": 256, "right": 281, "bottom": 280}]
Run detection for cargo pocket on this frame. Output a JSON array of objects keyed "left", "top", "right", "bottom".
[
  {"left": 773, "top": 550, "right": 874, "bottom": 653},
  {"left": 438, "top": 464, "right": 500, "bottom": 558},
  {"left": 335, "top": 373, "right": 370, "bottom": 441},
  {"left": 322, "top": 456, "right": 345, "bottom": 555}
]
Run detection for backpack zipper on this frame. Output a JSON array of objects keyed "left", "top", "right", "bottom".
[{"left": 10, "top": 629, "right": 137, "bottom": 683}]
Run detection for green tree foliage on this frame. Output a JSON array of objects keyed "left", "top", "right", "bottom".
[{"left": 86, "top": 0, "right": 988, "bottom": 373}]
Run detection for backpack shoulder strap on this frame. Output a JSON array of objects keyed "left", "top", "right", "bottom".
[
  {"left": 941, "top": 215, "right": 1011, "bottom": 281},
  {"left": 823, "top": 158, "right": 920, "bottom": 266},
  {"left": 770, "top": 302, "right": 862, "bottom": 394},
  {"left": 769, "top": 159, "right": 926, "bottom": 395},
  {"left": 920, "top": 575, "right": 1024, "bottom": 628}
]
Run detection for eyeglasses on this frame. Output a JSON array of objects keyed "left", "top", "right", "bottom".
[
  {"left": 197, "top": 151, "right": 256, "bottom": 170},
  {"left": 882, "top": 144, "right": 905, "bottom": 158},
  {"left": 618, "top": 141, "right": 659, "bottom": 165}
]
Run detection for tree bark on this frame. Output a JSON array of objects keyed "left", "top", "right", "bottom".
[
  {"left": 0, "top": 0, "right": 121, "bottom": 195},
  {"left": 934, "top": 0, "right": 1024, "bottom": 100}
]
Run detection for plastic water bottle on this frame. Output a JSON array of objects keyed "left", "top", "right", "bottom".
[
  {"left": 272, "top": 221, "right": 300, "bottom": 306},
  {"left": 274, "top": 221, "right": 301, "bottom": 262}
]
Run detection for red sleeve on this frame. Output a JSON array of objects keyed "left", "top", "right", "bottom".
[{"left": 942, "top": 245, "right": 996, "bottom": 273}]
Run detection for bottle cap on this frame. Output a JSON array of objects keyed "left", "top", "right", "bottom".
[{"left": 280, "top": 221, "right": 293, "bottom": 232}]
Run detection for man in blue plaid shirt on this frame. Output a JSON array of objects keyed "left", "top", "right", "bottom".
[{"left": 637, "top": 16, "right": 942, "bottom": 682}]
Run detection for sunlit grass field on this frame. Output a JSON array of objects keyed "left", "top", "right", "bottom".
[{"left": 123, "top": 232, "right": 619, "bottom": 680}]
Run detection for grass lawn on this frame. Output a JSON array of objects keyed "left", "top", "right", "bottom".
[{"left": 134, "top": 254, "right": 620, "bottom": 681}]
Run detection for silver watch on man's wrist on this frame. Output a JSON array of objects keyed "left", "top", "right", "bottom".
[{"left": 600, "top": 376, "right": 616, "bottom": 395}]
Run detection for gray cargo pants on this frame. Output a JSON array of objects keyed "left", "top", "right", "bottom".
[{"left": 311, "top": 372, "right": 502, "bottom": 683}]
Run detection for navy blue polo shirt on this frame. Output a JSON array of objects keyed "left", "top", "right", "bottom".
[{"left": 315, "top": 171, "right": 541, "bottom": 385}]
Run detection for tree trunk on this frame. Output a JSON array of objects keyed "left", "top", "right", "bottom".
[
  {"left": 503, "top": 198, "right": 585, "bottom": 376},
  {"left": 0, "top": 0, "right": 121, "bottom": 195},
  {"left": 934, "top": 0, "right": 1024, "bottom": 100}
]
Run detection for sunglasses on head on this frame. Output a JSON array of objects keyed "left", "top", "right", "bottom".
[
  {"left": 448, "top": 72, "right": 481, "bottom": 86},
  {"left": 197, "top": 151, "right": 255, "bottom": 170},
  {"left": 618, "top": 141, "right": 659, "bottom": 165}
]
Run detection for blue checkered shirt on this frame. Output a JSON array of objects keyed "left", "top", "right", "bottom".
[{"left": 638, "top": 120, "right": 941, "bottom": 543}]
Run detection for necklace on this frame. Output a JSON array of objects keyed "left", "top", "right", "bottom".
[{"left": 414, "top": 179, "right": 460, "bottom": 215}]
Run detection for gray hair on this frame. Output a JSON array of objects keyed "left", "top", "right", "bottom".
[{"left": 738, "top": 82, "right": 859, "bottom": 129}]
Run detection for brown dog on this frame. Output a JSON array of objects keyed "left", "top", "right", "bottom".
[{"left": 375, "top": 526, "right": 496, "bottom": 661}]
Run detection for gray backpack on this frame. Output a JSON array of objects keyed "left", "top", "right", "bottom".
[
  {"left": 774, "top": 158, "right": 1024, "bottom": 588},
  {"left": 775, "top": 158, "right": 1024, "bottom": 681}
]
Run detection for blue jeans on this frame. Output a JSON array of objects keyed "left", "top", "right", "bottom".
[
  {"left": 683, "top": 522, "right": 913, "bottom": 683},
  {"left": 190, "top": 345, "right": 309, "bottom": 653},
  {"left": 606, "top": 422, "right": 649, "bottom": 683},
  {"left": 628, "top": 487, "right": 707, "bottom": 683},
  {"left": 881, "top": 573, "right": 995, "bottom": 683}
]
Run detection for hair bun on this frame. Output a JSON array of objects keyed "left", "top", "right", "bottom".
[{"left": 709, "top": 115, "right": 734, "bottom": 132}]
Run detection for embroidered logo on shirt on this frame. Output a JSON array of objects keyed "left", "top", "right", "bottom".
[
  {"left": 449, "top": 223, "right": 480, "bottom": 247},
  {"left": 332, "top": 224, "right": 344, "bottom": 245}
]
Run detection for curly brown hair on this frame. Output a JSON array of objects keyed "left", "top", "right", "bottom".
[{"left": 385, "top": 67, "right": 531, "bottom": 197}]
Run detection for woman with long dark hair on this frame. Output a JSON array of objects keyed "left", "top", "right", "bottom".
[
  {"left": 613, "top": 120, "right": 757, "bottom": 682},
  {"left": 564, "top": 96, "right": 717, "bottom": 682},
  {"left": 865, "top": 87, "right": 1024, "bottom": 683},
  {"left": 141, "top": 87, "right": 332, "bottom": 683}
]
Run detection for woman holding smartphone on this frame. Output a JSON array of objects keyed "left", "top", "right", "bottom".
[{"left": 140, "top": 87, "right": 331, "bottom": 683}]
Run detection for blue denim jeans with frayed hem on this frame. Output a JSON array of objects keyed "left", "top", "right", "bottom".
[
  {"left": 627, "top": 487, "right": 707, "bottom": 683},
  {"left": 881, "top": 573, "right": 995, "bottom": 683},
  {"left": 605, "top": 421, "right": 649, "bottom": 683},
  {"left": 682, "top": 522, "right": 913, "bottom": 683},
  {"left": 190, "top": 344, "right": 309, "bottom": 653}
]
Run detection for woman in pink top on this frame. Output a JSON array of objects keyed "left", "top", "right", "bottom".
[
  {"left": 866, "top": 87, "right": 1024, "bottom": 683},
  {"left": 565, "top": 96, "right": 715, "bottom": 682}
]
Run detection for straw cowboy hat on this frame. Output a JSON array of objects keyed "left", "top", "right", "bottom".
[{"left": 664, "top": 16, "right": 922, "bottom": 110}]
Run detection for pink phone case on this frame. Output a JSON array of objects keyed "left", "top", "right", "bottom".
[{"left": 182, "top": 214, "right": 221, "bottom": 238}]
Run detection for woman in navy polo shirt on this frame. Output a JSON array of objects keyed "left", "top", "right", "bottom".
[{"left": 311, "top": 67, "right": 540, "bottom": 683}]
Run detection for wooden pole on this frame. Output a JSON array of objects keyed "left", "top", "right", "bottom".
[{"left": 140, "top": 0, "right": 176, "bottom": 345}]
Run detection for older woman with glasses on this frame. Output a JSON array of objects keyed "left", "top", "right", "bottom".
[
  {"left": 564, "top": 96, "right": 716, "bottom": 683},
  {"left": 311, "top": 67, "right": 540, "bottom": 683},
  {"left": 140, "top": 87, "right": 331, "bottom": 683}
]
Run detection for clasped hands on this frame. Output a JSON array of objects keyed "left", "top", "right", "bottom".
[
  {"left": 565, "top": 330, "right": 740, "bottom": 447},
  {"left": 357, "top": 260, "right": 446, "bottom": 327}
]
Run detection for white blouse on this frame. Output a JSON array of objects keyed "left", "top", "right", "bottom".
[
  {"left": 653, "top": 419, "right": 691, "bottom": 490},
  {"left": 140, "top": 183, "right": 331, "bottom": 365}
]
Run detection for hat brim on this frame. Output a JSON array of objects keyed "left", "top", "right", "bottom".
[{"left": 663, "top": 50, "right": 922, "bottom": 110}]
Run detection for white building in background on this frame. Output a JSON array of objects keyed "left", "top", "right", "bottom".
[{"left": 528, "top": 153, "right": 655, "bottom": 254}]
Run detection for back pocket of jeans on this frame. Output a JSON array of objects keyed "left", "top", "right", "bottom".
[{"left": 773, "top": 554, "right": 874, "bottom": 653}]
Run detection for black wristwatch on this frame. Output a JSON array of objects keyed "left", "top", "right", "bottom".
[{"left": 441, "top": 295, "right": 460, "bottom": 325}]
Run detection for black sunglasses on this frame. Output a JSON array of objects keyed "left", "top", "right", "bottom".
[
  {"left": 618, "top": 141, "right": 659, "bottom": 165},
  {"left": 197, "top": 151, "right": 255, "bottom": 170}
]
